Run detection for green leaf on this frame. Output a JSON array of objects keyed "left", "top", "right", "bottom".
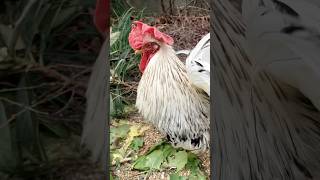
[
  {"left": 133, "top": 149, "right": 164, "bottom": 170},
  {"left": 110, "top": 124, "right": 130, "bottom": 144},
  {"left": 145, "top": 140, "right": 166, "bottom": 154},
  {"left": 16, "top": 74, "right": 47, "bottom": 163},
  {"left": 0, "top": 101, "right": 15, "bottom": 170},
  {"left": 50, "top": 4, "right": 79, "bottom": 30},
  {"left": 185, "top": 153, "right": 206, "bottom": 179},
  {"left": 162, "top": 144, "right": 176, "bottom": 158},
  {"left": 186, "top": 153, "right": 201, "bottom": 174},
  {"left": 130, "top": 137, "right": 144, "bottom": 151},
  {"left": 168, "top": 151, "right": 188, "bottom": 172},
  {"left": 188, "top": 173, "right": 206, "bottom": 180},
  {"left": 132, "top": 155, "right": 148, "bottom": 170},
  {"left": 145, "top": 149, "right": 164, "bottom": 170},
  {"left": 170, "top": 173, "right": 187, "bottom": 180},
  {"left": 16, "top": 75, "right": 34, "bottom": 149},
  {"left": 111, "top": 88, "right": 125, "bottom": 117}
]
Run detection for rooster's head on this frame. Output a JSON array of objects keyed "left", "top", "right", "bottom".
[{"left": 128, "top": 21, "right": 174, "bottom": 73}]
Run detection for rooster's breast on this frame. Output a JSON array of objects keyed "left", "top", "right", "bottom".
[{"left": 135, "top": 46, "right": 210, "bottom": 151}]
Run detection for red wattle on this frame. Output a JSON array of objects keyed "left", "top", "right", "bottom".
[{"left": 139, "top": 51, "right": 155, "bottom": 73}]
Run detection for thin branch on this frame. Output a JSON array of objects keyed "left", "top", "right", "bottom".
[
  {"left": 0, "top": 97, "right": 48, "bottom": 115},
  {"left": 53, "top": 88, "right": 75, "bottom": 114},
  {"left": 0, "top": 108, "right": 28, "bottom": 129},
  {"left": 0, "top": 83, "right": 57, "bottom": 93},
  {"left": 29, "top": 64, "right": 88, "bottom": 89}
]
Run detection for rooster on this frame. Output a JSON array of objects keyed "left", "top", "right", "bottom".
[
  {"left": 81, "top": 0, "right": 109, "bottom": 163},
  {"left": 128, "top": 21, "right": 210, "bottom": 151},
  {"left": 213, "top": 0, "right": 320, "bottom": 179}
]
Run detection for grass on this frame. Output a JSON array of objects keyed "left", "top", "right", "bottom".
[
  {"left": 109, "top": 8, "right": 144, "bottom": 117},
  {"left": 0, "top": 0, "right": 104, "bottom": 179}
]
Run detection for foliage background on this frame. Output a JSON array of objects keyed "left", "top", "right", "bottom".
[
  {"left": 0, "top": 0, "right": 105, "bottom": 179},
  {"left": 109, "top": 0, "right": 210, "bottom": 179}
]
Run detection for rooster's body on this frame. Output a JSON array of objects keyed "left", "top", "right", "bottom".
[{"left": 129, "top": 22, "right": 210, "bottom": 151}]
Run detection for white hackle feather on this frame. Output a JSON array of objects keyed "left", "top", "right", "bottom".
[
  {"left": 136, "top": 42, "right": 210, "bottom": 152},
  {"left": 213, "top": 0, "right": 320, "bottom": 179},
  {"left": 175, "top": 49, "right": 191, "bottom": 55},
  {"left": 186, "top": 33, "right": 210, "bottom": 96}
]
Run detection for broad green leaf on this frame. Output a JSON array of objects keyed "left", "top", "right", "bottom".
[
  {"left": 132, "top": 155, "right": 148, "bottom": 170},
  {"left": 185, "top": 153, "right": 206, "bottom": 179},
  {"left": 130, "top": 137, "right": 144, "bottom": 151},
  {"left": 170, "top": 173, "right": 187, "bottom": 180},
  {"left": 121, "top": 125, "right": 149, "bottom": 152},
  {"left": 197, "top": 174, "right": 206, "bottom": 180},
  {"left": 168, "top": 151, "right": 188, "bottom": 172},
  {"left": 145, "top": 149, "right": 164, "bottom": 170},
  {"left": 133, "top": 149, "right": 164, "bottom": 170},
  {"left": 110, "top": 124, "right": 130, "bottom": 144},
  {"left": 188, "top": 173, "right": 207, "bottom": 180},
  {"left": 145, "top": 140, "right": 166, "bottom": 154},
  {"left": 162, "top": 144, "right": 176, "bottom": 158},
  {"left": 186, "top": 153, "right": 201, "bottom": 174}
]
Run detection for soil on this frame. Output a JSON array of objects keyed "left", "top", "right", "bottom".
[{"left": 111, "top": 113, "right": 211, "bottom": 180}]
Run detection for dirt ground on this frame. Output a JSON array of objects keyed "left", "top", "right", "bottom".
[{"left": 111, "top": 113, "right": 211, "bottom": 180}]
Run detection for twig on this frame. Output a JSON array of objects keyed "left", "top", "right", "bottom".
[
  {"left": 72, "top": 67, "right": 91, "bottom": 79},
  {"left": 47, "top": 64, "right": 88, "bottom": 69},
  {"left": 0, "top": 108, "right": 28, "bottom": 129},
  {"left": 0, "top": 83, "right": 57, "bottom": 93},
  {"left": 0, "top": 97, "right": 48, "bottom": 115},
  {"left": 30, "top": 64, "right": 88, "bottom": 89},
  {"left": 0, "top": 87, "right": 73, "bottom": 129},
  {"left": 53, "top": 88, "right": 75, "bottom": 114},
  {"left": 32, "top": 86, "right": 71, "bottom": 107}
]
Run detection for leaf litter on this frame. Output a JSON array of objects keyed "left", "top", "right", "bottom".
[{"left": 110, "top": 112, "right": 210, "bottom": 180}]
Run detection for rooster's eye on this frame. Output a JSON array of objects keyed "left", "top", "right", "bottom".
[
  {"left": 153, "top": 44, "right": 159, "bottom": 50},
  {"left": 131, "top": 24, "right": 136, "bottom": 28}
]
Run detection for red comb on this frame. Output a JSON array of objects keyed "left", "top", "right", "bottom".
[
  {"left": 94, "top": 0, "right": 109, "bottom": 36},
  {"left": 128, "top": 21, "right": 174, "bottom": 49}
]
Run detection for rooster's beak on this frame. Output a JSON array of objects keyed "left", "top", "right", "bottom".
[{"left": 134, "top": 50, "right": 142, "bottom": 55}]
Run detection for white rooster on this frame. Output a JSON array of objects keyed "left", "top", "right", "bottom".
[
  {"left": 213, "top": 0, "right": 320, "bottom": 179},
  {"left": 128, "top": 21, "right": 210, "bottom": 151}
]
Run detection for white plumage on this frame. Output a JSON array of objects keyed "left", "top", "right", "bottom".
[
  {"left": 213, "top": 0, "right": 320, "bottom": 179},
  {"left": 129, "top": 22, "right": 210, "bottom": 151},
  {"left": 186, "top": 33, "right": 210, "bottom": 96},
  {"left": 135, "top": 42, "right": 210, "bottom": 151}
]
